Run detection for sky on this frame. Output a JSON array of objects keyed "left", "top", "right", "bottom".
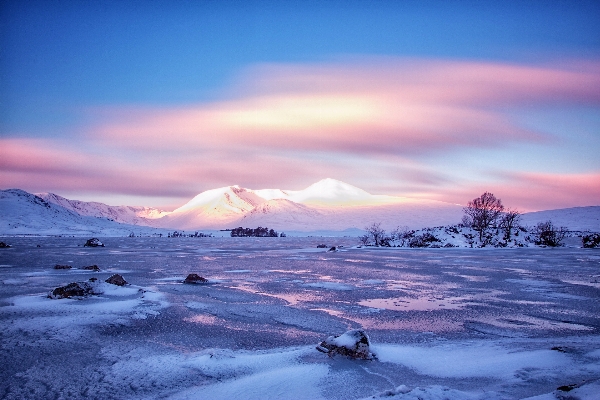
[{"left": 1, "top": 0, "right": 599, "bottom": 211}]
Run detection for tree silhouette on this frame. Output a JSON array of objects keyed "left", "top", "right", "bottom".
[{"left": 463, "top": 192, "right": 504, "bottom": 243}]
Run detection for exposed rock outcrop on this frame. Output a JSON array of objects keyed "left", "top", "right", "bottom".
[
  {"left": 184, "top": 273, "right": 208, "bottom": 284},
  {"left": 54, "top": 264, "right": 72, "bottom": 270},
  {"left": 0, "top": 242, "right": 11, "bottom": 248},
  {"left": 49, "top": 281, "right": 98, "bottom": 299},
  {"left": 81, "top": 265, "right": 100, "bottom": 271},
  {"left": 84, "top": 238, "right": 104, "bottom": 247},
  {"left": 316, "top": 329, "right": 376, "bottom": 360},
  {"left": 105, "top": 274, "right": 127, "bottom": 286}
]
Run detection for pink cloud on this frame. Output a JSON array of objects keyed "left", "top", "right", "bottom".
[
  {"left": 85, "top": 58, "right": 599, "bottom": 157},
  {"left": 0, "top": 138, "right": 349, "bottom": 202},
  {"left": 423, "top": 172, "right": 600, "bottom": 211},
  {"left": 3, "top": 58, "right": 599, "bottom": 210}
]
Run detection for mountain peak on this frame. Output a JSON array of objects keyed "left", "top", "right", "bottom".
[{"left": 289, "top": 178, "right": 372, "bottom": 206}]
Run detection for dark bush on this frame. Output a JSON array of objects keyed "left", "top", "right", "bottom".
[
  {"left": 582, "top": 233, "right": 600, "bottom": 248},
  {"left": 409, "top": 233, "right": 441, "bottom": 248},
  {"left": 533, "top": 221, "right": 568, "bottom": 247}
]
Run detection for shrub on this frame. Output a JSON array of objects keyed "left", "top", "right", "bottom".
[
  {"left": 533, "top": 221, "right": 568, "bottom": 247},
  {"left": 409, "top": 233, "right": 441, "bottom": 248},
  {"left": 582, "top": 233, "right": 600, "bottom": 248}
]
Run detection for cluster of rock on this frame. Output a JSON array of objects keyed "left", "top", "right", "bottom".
[
  {"left": 54, "top": 264, "right": 100, "bottom": 271},
  {"left": 316, "top": 329, "right": 376, "bottom": 360},
  {"left": 50, "top": 281, "right": 99, "bottom": 299},
  {"left": 317, "top": 244, "right": 340, "bottom": 252},
  {"left": 49, "top": 273, "right": 128, "bottom": 299}
]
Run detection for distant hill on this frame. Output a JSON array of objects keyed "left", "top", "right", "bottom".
[
  {"left": 37, "top": 192, "right": 169, "bottom": 226},
  {"left": 0, "top": 189, "right": 167, "bottom": 236},
  {"left": 521, "top": 206, "right": 600, "bottom": 232}
]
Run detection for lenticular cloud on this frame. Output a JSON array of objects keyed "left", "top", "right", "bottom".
[{"left": 93, "top": 57, "right": 600, "bottom": 155}]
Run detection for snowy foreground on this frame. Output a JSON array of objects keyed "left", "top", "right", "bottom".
[{"left": 1, "top": 237, "right": 599, "bottom": 399}]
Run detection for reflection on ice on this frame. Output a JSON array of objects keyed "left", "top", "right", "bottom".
[{"left": 360, "top": 296, "right": 466, "bottom": 311}]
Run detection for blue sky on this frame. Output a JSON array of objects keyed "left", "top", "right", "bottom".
[{"left": 1, "top": 1, "right": 599, "bottom": 210}]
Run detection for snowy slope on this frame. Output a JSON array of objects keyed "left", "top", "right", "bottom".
[
  {"left": 37, "top": 192, "right": 169, "bottom": 227},
  {"left": 4, "top": 181, "right": 599, "bottom": 235},
  {"left": 237, "top": 199, "right": 325, "bottom": 230},
  {"left": 158, "top": 186, "right": 268, "bottom": 229},
  {"left": 0, "top": 189, "right": 167, "bottom": 236},
  {"left": 521, "top": 206, "right": 600, "bottom": 231},
  {"left": 154, "top": 178, "right": 465, "bottom": 231}
]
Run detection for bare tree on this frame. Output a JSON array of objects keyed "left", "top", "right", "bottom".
[
  {"left": 365, "top": 222, "right": 386, "bottom": 246},
  {"left": 358, "top": 234, "right": 371, "bottom": 246},
  {"left": 463, "top": 192, "right": 504, "bottom": 243},
  {"left": 499, "top": 208, "right": 521, "bottom": 241}
]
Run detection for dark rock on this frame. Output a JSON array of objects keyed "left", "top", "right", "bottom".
[
  {"left": 105, "top": 274, "right": 127, "bottom": 286},
  {"left": 0, "top": 242, "right": 11, "bottom": 248},
  {"left": 316, "top": 244, "right": 328, "bottom": 248},
  {"left": 89, "top": 277, "right": 98, "bottom": 282},
  {"left": 81, "top": 265, "right": 100, "bottom": 271},
  {"left": 328, "top": 246, "right": 337, "bottom": 252},
  {"left": 316, "top": 329, "right": 376, "bottom": 360},
  {"left": 84, "top": 238, "right": 104, "bottom": 247},
  {"left": 36, "top": 244, "right": 41, "bottom": 247},
  {"left": 54, "top": 264, "right": 72, "bottom": 270},
  {"left": 184, "top": 273, "right": 208, "bottom": 284},
  {"left": 49, "top": 282, "right": 97, "bottom": 299},
  {"left": 557, "top": 383, "right": 581, "bottom": 392}
]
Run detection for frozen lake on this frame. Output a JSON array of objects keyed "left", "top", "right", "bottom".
[{"left": 1, "top": 237, "right": 599, "bottom": 399}]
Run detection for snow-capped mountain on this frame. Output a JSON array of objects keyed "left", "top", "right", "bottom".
[
  {"left": 158, "top": 185, "right": 268, "bottom": 229},
  {"left": 0, "top": 189, "right": 167, "bottom": 236},
  {"left": 2, "top": 179, "right": 599, "bottom": 236},
  {"left": 37, "top": 192, "right": 169, "bottom": 226},
  {"left": 155, "top": 178, "right": 465, "bottom": 231}
]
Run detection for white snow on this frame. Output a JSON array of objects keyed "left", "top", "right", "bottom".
[
  {"left": 374, "top": 342, "right": 570, "bottom": 379},
  {"left": 3, "top": 182, "right": 599, "bottom": 235}
]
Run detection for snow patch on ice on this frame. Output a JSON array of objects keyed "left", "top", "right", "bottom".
[{"left": 374, "top": 341, "right": 571, "bottom": 379}]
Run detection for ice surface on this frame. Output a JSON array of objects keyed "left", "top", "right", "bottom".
[{"left": 1, "top": 236, "right": 600, "bottom": 399}]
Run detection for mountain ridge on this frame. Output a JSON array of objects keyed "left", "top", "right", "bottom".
[{"left": 1, "top": 179, "right": 599, "bottom": 235}]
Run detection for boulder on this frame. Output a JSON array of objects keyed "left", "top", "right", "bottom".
[
  {"left": 184, "top": 273, "right": 208, "bottom": 284},
  {"left": 328, "top": 246, "right": 337, "bottom": 252},
  {"left": 0, "top": 242, "right": 11, "bottom": 248},
  {"left": 81, "top": 265, "right": 100, "bottom": 271},
  {"left": 54, "top": 264, "right": 72, "bottom": 270},
  {"left": 316, "top": 244, "right": 328, "bottom": 248},
  {"left": 49, "top": 282, "right": 97, "bottom": 299},
  {"left": 105, "top": 274, "right": 127, "bottom": 286},
  {"left": 316, "top": 329, "right": 376, "bottom": 360},
  {"left": 84, "top": 238, "right": 104, "bottom": 247}
]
